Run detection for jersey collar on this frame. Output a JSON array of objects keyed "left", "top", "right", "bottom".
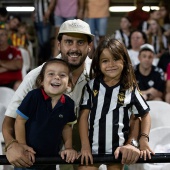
[{"left": 41, "top": 88, "right": 65, "bottom": 103}]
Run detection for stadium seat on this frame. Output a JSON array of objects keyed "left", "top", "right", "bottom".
[
  {"left": 0, "top": 87, "right": 15, "bottom": 108},
  {"left": 128, "top": 101, "right": 170, "bottom": 170}
]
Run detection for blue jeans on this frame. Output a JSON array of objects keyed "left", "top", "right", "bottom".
[
  {"left": 34, "top": 21, "right": 51, "bottom": 47},
  {"left": 84, "top": 17, "right": 108, "bottom": 36},
  {"left": 54, "top": 15, "right": 76, "bottom": 27}
]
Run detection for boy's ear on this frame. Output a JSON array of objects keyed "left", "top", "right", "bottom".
[
  {"left": 66, "top": 77, "right": 73, "bottom": 93},
  {"left": 41, "top": 82, "right": 44, "bottom": 87},
  {"left": 66, "top": 84, "right": 72, "bottom": 93}
]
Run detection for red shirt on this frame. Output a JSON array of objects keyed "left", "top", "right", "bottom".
[
  {"left": 127, "top": 9, "right": 150, "bottom": 29},
  {"left": 167, "top": 63, "right": 170, "bottom": 80},
  {"left": 0, "top": 46, "right": 22, "bottom": 84}
]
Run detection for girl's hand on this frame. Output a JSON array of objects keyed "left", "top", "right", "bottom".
[
  {"left": 80, "top": 147, "right": 93, "bottom": 166},
  {"left": 60, "top": 148, "right": 78, "bottom": 163},
  {"left": 139, "top": 137, "right": 155, "bottom": 160},
  {"left": 114, "top": 144, "right": 140, "bottom": 164}
]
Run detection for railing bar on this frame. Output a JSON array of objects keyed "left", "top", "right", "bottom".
[{"left": 0, "top": 153, "right": 170, "bottom": 165}]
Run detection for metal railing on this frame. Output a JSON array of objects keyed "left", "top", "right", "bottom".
[{"left": 0, "top": 153, "right": 170, "bottom": 165}]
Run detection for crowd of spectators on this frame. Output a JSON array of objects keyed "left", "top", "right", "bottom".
[
  {"left": 0, "top": 0, "right": 170, "bottom": 100},
  {"left": 0, "top": 1, "right": 170, "bottom": 170}
]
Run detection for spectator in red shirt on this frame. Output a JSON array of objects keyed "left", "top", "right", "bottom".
[
  {"left": 0, "top": 24, "right": 23, "bottom": 90},
  {"left": 126, "top": 0, "right": 150, "bottom": 30},
  {"left": 165, "top": 63, "right": 170, "bottom": 103}
]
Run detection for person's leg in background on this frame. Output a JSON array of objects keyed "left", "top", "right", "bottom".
[
  {"left": 96, "top": 17, "right": 108, "bottom": 43},
  {"left": 84, "top": 18, "right": 96, "bottom": 59},
  {"left": 34, "top": 21, "right": 51, "bottom": 65}
]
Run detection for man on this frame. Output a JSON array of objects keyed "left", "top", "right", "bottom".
[
  {"left": 134, "top": 44, "right": 165, "bottom": 101},
  {"left": 2, "top": 19, "right": 140, "bottom": 169},
  {"left": 0, "top": 24, "right": 23, "bottom": 90}
]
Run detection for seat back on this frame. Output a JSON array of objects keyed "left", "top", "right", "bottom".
[
  {"left": 0, "top": 87, "right": 15, "bottom": 108},
  {"left": 0, "top": 103, "right": 6, "bottom": 132},
  {"left": 147, "top": 101, "right": 170, "bottom": 129},
  {"left": 149, "top": 126, "right": 170, "bottom": 150},
  {"left": 19, "top": 47, "right": 31, "bottom": 77}
]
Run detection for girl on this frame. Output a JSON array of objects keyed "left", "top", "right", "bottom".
[
  {"left": 147, "top": 19, "right": 168, "bottom": 59},
  {"left": 114, "top": 16, "right": 132, "bottom": 48},
  {"left": 78, "top": 38, "right": 154, "bottom": 170},
  {"left": 14, "top": 58, "right": 78, "bottom": 170}
]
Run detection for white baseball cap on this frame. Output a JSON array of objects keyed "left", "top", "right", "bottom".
[
  {"left": 140, "top": 44, "right": 155, "bottom": 53},
  {"left": 58, "top": 19, "right": 94, "bottom": 40}
]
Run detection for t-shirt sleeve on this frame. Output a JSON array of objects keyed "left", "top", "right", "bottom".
[
  {"left": 154, "top": 68, "right": 165, "bottom": 92},
  {"left": 80, "top": 83, "right": 92, "bottom": 110},
  {"left": 5, "top": 65, "right": 43, "bottom": 118},
  {"left": 16, "top": 90, "right": 37, "bottom": 120},
  {"left": 131, "top": 87, "right": 150, "bottom": 117}
]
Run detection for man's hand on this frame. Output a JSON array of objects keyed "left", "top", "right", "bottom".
[
  {"left": 114, "top": 144, "right": 140, "bottom": 164},
  {"left": 6, "top": 142, "right": 36, "bottom": 167}
]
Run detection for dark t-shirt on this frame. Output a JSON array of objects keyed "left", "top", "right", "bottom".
[
  {"left": 16, "top": 88, "right": 76, "bottom": 156},
  {"left": 157, "top": 51, "right": 170, "bottom": 72},
  {"left": 134, "top": 64, "right": 165, "bottom": 93}
]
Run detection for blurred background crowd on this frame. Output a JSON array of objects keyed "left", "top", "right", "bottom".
[{"left": 0, "top": 0, "right": 170, "bottom": 103}]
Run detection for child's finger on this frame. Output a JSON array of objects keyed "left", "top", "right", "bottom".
[
  {"left": 85, "top": 155, "right": 89, "bottom": 165},
  {"left": 81, "top": 155, "right": 85, "bottom": 165},
  {"left": 89, "top": 155, "right": 93, "bottom": 164},
  {"left": 60, "top": 151, "right": 65, "bottom": 160}
]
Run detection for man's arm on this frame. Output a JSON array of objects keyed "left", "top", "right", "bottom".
[
  {"left": 2, "top": 116, "right": 35, "bottom": 167},
  {"left": 142, "top": 88, "right": 163, "bottom": 100},
  {"left": 77, "top": 0, "right": 85, "bottom": 19},
  {"left": 2, "top": 65, "right": 42, "bottom": 167},
  {"left": 4, "top": 65, "right": 43, "bottom": 118},
  {"left": 0, "top": 59, "right": 22, "bottom": 70},
  {"left": 0, "top": 66, "right": 8, "bottom": 73},
  {"left": 44, "top": 0, "right": 56, "bottom": 21}
]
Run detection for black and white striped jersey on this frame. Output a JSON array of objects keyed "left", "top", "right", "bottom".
[
  {"left": 34, "top": 0, "right": 51, "bottom": 23},
  {"left": 80, "top": 76, "right": 150, "bottom": 154}
]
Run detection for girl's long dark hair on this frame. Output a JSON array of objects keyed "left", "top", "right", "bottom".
[{"left": 90, "top": 38, "right": 139, "bottom": 90}]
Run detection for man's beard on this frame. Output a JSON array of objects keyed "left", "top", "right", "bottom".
[{"left": 61, "top": 51, "right": 87, "bottom": 70}]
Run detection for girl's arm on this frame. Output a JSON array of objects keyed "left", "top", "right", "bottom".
[
  {"left": 139, "top": 113, "right": 155, "bottom": 160},
  {"left": 61, "top": 124, "right": 77, "bottom": 163},
  {"left": 79, "top": 109, "right": 93, "bottom": 165}
]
